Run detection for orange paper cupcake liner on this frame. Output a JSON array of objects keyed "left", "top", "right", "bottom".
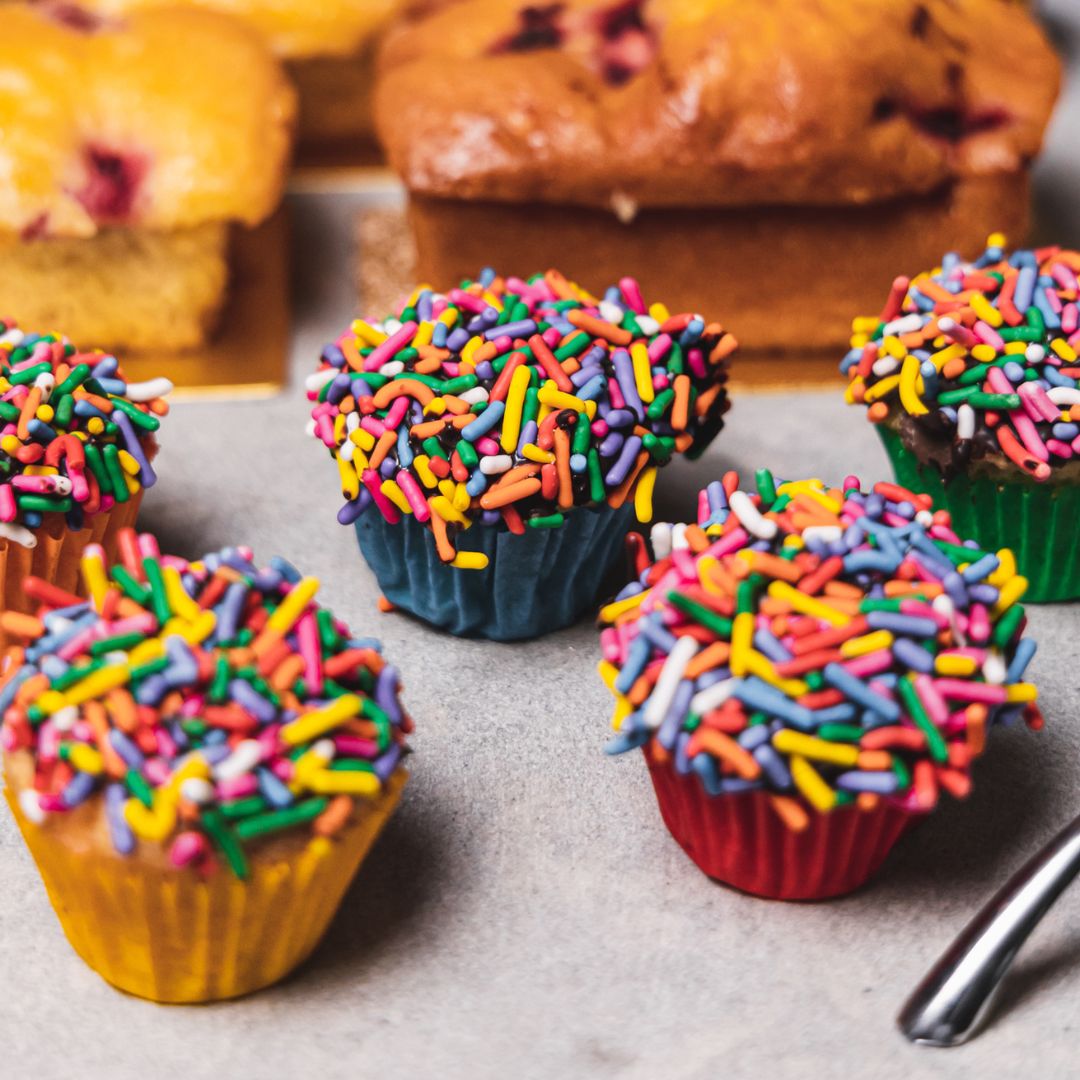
[
  {"left": 5, "top": 769, "right": 406, "bottom": 1003},
  {"left": 0, "top": 494, "right": 143, "bottom": 640},
  {"left": 644, "top": 746, "right": 917, "bottom": 900}
]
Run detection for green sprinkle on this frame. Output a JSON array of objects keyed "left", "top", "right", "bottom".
[
  {"left": 102, "top": 444, "right": 129, "bottom": 505},
  {"left": 527, "top": 513, "right": 565, "bottom": 529},
  {"left": 666, "top": 591, "right": 733, "bottom": 637},
  {"left": 125, "top": 768, "right": 154, "bottom": 809},
  {"left": 220, "top": 795, "right": 267, "bottom": 820},
  {"left": 89, "top": 631, "right": 146, "bottom": 657},
  {"left": 993, "top": 603, "right": 1026, "bottom": 648},
  {"left": 755, "top": 468, "right": 777, "bottom": 507},
  {"left": 110, "top": 566, "right": 152, "bottom": 606},
  {"left": 201, "top": 809, "right": 249, "bottom": 878},
  {"left": 233, "top": 798, "right": 329, "bottom": 841},
  {"left": 896, "top": 677, "right": 948, "bottom": 763}
]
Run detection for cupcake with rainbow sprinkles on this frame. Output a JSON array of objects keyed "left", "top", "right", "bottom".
[
  {"left": 1, "top": 531, "right": 411, "bottom": 1002},
  {"left": 843, "top": 236, "right": 1080, "bottom": 601},
  {"left": 308, "top": 268, "right": 734, "bottom": 641},
  {"left": 599, "top": 471, "right": 1042, "bottom": 900}
]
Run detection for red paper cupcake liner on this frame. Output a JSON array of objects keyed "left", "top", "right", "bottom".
[{"left": 644, "top": 745, "right": 919, "bottom": 900}]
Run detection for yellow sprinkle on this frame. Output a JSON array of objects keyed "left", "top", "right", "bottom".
[
  {"left": 881, "top": 335, "right": 907, "bottom": 361},
  {"left": 774, "top": 730, "right": 860, "bottom": 767},
  {"left": 350, "top": 426, "right": 375, "bottom": 452},
  {"left": 424, "top": 397, "right": 448, "bottom": 417},
  {"left": 162, "top": 565, "right": 202, "bottom": 622},
  {"left": 993, "top": 575, "right": 1028, "bottom": 615},
  {"left": 124, "top": 795, "right": 178, "bottom": 842},
  {"left": 481, "top": 290, "right": 504, "bottom": 312},
  {"left": 65, "top": 665, "right": 131, "bottom": 708},
  {"left": 634, "top": 466, "right": 657, "bottom": 523},
  {"left": 125, "top": 473, "right": 140, "bottom": 496},
  {"left": 745, "top": 651, "right": 807, "bottom": 698},
  {"left": 118, "top": 449, "right": 141, "bottom": 477},
  {"left": 36, "top": 404, "right": 54, "bottom": 423},
  {"left": 452, "top": 482, "right": 471, "bottom": 513},
  {"left": 34, "top": 690, "right": 66, "bottom": 716},
  {"left": 66, "top": 743, "right": 102, "bottom": 775},
  {"left": 851, "top": 316, "right": 880, "bottom": 334},
  {"left": 776, "top": 480, "right": 840, "bottom": 514},
  {"left": 168, "top": 755, "right": 211, "bottom": 791},
  {"left": 935, "top": 654, "right": 979, "bottom": 677},
  {"left": 180, "top": 610, "right": 217, "bottom": 646},
  {"left": 850, "top": 333, "right": 870, "bottom": 349},
  {"left": 789, "top": 755, "right": 837, "bottom": 813},
  {"left": 128, "top": 638, "right": 165, "bottom": 667},
  {"left": 970, "top": 344, "right": 998, "bottom": 363},
  {"left": 437, "top": 308, "right": 459, "bottom": 329},
  {"left": 450, "top": 551, "right": 488, "bottom": 571},
  {"left": 333, "top": 413, "right": 347, "bottom": 443},
  {"left": 630, "top": 343, "right": 655, "bottom": 404},
  {"left": 988, "top": 549, "right": 1017, "bottom": 587},
  {"left": 305, "top": 768, "right": 382, "bottom": 797},
  {"left": 501, "top": 364, "right": 532, "bottom": 453},
  {"left": 729, "top": 612, "right": 755, "bottom": 676},
  {"left": 930, "top": 343, "right": 966, "bottom": 370},
  {"left": 87, "top": 417, "right": 104, "bottom": 435},
  {"left": 648, "top": 302, "right": 670, "bottom": 324},
  {"left": 380, "top": 479, "right": 412, "bottom": 514},
  {"left": 412, "top": 321, "right": 433, "bottom": 349},
  {"left": 281, "top": 693, "right": 363, "bottom": 746},
  {"left": 267, "top": 577, "right": 320, "bottom": 634},
  {"left": 413, "top": 455, "right": 438, "bottom": 489},
  {"left": 899, "top": 355, "right": 928, "bottom": 415},
  {"left": 863, "top": 374, "right": 902, "bottom": 404},
  {"left": 437, "top": 479, "right": 456, "bottom": 500},
  {"left": 840, "top": 629, "right": 894, "bottom": 659},
  {"left": 537, "top": 381, "right": 596, "bottom": 418},
  {"left": 521, "top": 443, "right": 555, "bottom": 464},
  {"left": 1051, "top": 338, "right": 1078, "bottom": 363},
  {"left": 1004, "top": 341, "right": 1028, "bottom": 356},
  {"left": 462, "top": 337, "right": 482, "bottom": 366},
  {"left": 80, "top": 548, "right": 110, "bottom": 612},
  {"left": 599, "top": 592, "right": 647, "bottom": 623},
  {"left": 698, "top": 555, "right": 725, "bottom": 595},
  {"left": 987, "top": 232, "right": 1008, "bottom": 249},
  {"left": 1005, "top": 682, "right": 1038, "bottom": 704},
  {"left": 970, "top": 292, "right": 1003, "bottom": 328},
  {"left": 429, "top": 495, "right": 468, "bottom": 526},
  {"left": 351, "top": 319, "right": 387, "bottom": 347},
  {"left": 767, "top": 581, "right": 850, "bottom": 626},
  {"left": 337, "top": 453, "right": 360, "bottom": 500},
  {"left": 611, "top": 696, "right": 632, "bottom": 732}
]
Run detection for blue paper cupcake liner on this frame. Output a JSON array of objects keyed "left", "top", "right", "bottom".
[{"left": 354, "top": 504, "right": 636, "bottom": 640}]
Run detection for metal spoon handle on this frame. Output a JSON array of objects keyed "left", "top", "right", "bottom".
[{"left": 898, "top": 811, "right": 1080, "bottom": 1046}]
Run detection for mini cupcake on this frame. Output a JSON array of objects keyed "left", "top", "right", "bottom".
[
  {"left": 0, "top": 320, "right": 169, "bottom": 628},
  {"left": 308, "top": 268, "right": 735, "bottom": 640},
  {"left": 598, "top": 472, "right": 1041, "bottom": 901},
  {"left": 1, "top": 531, "right": 411, "bottom": 1003},
  {"left": 842, "top": 236, "right": 1080, "bottom": 601}
]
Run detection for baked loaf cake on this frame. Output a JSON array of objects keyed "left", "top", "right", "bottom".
[
  {"left": 66, "top": 0, "right": 400, "bottom": 154},
  {"left": 0, "top": 4, "right": 295, "bottom": 350},
  {"left": 375, "top": 0, "right": 1060, "bottom": 353}
]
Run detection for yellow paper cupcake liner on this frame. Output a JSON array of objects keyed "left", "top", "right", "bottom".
[{"left": 6, "top": 769, "right": 405, "bottom": 1003}]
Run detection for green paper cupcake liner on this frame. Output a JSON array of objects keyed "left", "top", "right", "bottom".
[{"left": 876, "top": 425, "right": 1080, "bottom": 602}]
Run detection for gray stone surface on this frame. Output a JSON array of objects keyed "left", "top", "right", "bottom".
[{"left": 2, "top": 3, "right": 1080, "bottom": 1076}]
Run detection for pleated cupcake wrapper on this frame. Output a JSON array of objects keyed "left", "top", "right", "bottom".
[
  {"left": 5, "top": 771, "right": 405, "bottom": 1003},
  {"left": 355, "top": 503, "right": 635, "bottom": 640},
  {"left": 644, "top": 747, "right": 916, "bottom": 901},
  {"left": 877, "top": 426, "right": 1080, "bottom": 603},
  {"left": 0, "top": 494, "right": 143, "bottom": 648}
]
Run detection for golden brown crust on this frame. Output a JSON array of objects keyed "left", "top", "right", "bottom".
[
  {"left": 375, "top": 0, "right": 1059, "bottom": 209},
  {"left": 0, "top": 5, "right": 296, "bottom": 237}
]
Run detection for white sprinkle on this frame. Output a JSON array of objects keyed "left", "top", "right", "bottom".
[
  {"left": 650, "top": 522, "right": 673, "bottom": 560},
  {"left": 383, "top": 318, "right": 403, "bottom": 335},
  {"left": 304, "top": 369, "right": 337, "bottom": 393},
  {"left": 1047, "top": 387, "right": 1080, "bottom": 406},
  {"left": 340, "top": 440, "right": 356, "bottom": 463},
  {"left": 479, "top": 455, "right": 513, "bottom": 475},
  {"left": 345, "top": 411, "right": 360, "bottom": 432},
  {"left": 33, "top": 372, "right": 55, "bottom": 401},
  {"left": 18, "top": 789, "right": 45, "bottom": 825},
  {"left": 610, "top": 190, "right": 639, "bottom": 224},
  {"left": 671, "top": 522, "right": 690, "bottom": 551},
  {"left": 802, "top": 526, "right": 842, "bottom": 545},
  {"left": 0, "top": 329, "right": 24, "bottom": 347},
  {"left": 915, "top": 510, "right": 934, "bottom": 527},
  {"left": 180, "top": 778, "right": 215, "bottom": 805},
  {"left": 0, "top": 523, "right": 36, "bottom": 548},
  {"left": 303, "top": 418, "right": 318, "bottom": 439},
  {"left": 635, "top": 315, "right": 660, "bottom": 336},
  {"left": 871, "top": 357, "right": 900, "bottom": 378},
  {"left": 882, "top": 314, "right": 925, "bottom": 337},
  {"left": 957, "top": 403, "right": 976, "bottom": 440},
  {"left": 378, "top": 360, "right": 405, "bottom": 378},
  {"left": 600, "top": 300, "right": 625, "bottom": 326},
  {"left": 313, "top": 738, "right": 336, "bottom": 763},
  {"left": 1026, "top": 344, "right": 1047, "bottom": 364},
  {"left": 125, "top": 376, "right": 174, "bottom": 402},
  {"left": 213, "top": 739, "right": 262, "bottom": 782},
  {"left": 458, "top": 387, "right": 490, "bottom": 406},
  {"left": 643, "top": 636, "right": 699, "bottom": 728},
  {"left": 689, "top": 677, "right": 737, "bottom": 717},
  {"left": 51, "top": 706, "right": 78, "bottom": 732},
  {"left": 729, "top": 490, "right": 778, "bottom": 540},
  {"left": 982, "top": 653, "right": 1007, "bottom": 685}
]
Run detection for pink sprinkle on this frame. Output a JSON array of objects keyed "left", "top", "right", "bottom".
[
  {"left": 706, "top": 527, "right": 751, "bottom": 559},
  {"left": 696, "top": 489, "right": 710, "bottom": 525},
  {"left": 363, "top": 321, "right": 418, "bottom": 372},
  {"left": 843, "top": 650, "right": 894, "bottom": 678},
  {"left": 359, "top": 415, "right": 387, "bottom": 439},
  {"left": 687, "top": 348, "right": 707, "bottom": 380},
  {"left": 333, "top": 735, "right": 379, "bottom": 758},
  {"left": 475, "top": 436, "right": 500, "bottom": 456},
  {"left": 646, "top": 334, "right": 672, "bottom": 363},
  {"left": 914, "top": 674, "right": 950, "bottom": 725},
  {"left": 362, "top": 468, "right": 402, "bottom": 524},
  {"left": 933, "top": 678, "right": 1007, "bottom": 704},
  {"left": 217, "top": 775, "right": 258, "bottom": 800},
  {"left": 170, "top": 831, "right": 209, "bottom": 868},
  {"left": 1047, "top": 438, "right": 1073, "bottom": 459},
  {"left": 383, "top": 397, "right": 409, "bottom": 430},
  {"left": 619, "top": 276, "right": 646, "bottom": 314}
]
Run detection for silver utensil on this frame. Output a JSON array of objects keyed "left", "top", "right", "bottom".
[{"left": 898, "top": 812, "right": 1080, "bottom": 1046}]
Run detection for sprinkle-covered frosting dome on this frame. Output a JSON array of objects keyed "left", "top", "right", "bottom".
[
  {"left": 0, "top": 532, "right": 412, "bottom": 877},
  {"left": 599, "top": 472, "right": 1041, "bottom": 831},
  {"left": 842, "top": 236, "right": 1080, "bottom": 480},
  {"left": 0, "top": 320, "right": 170, "bottom": 546},
  {"left": 307, "top": 269, "right": 735, "bottom": 568}
]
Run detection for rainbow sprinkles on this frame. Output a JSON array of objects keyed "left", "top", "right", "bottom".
[
  {"left": 307, "top": 269, "right": 734, "bottom": 568},
  {"left": 599, "top": 472, "right": 1042, "bottom": 830}
]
